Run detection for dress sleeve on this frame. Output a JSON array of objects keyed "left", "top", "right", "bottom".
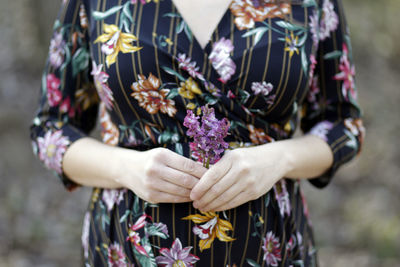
[
  {"left": 29, "top": 0, "right": 99, "bottom": 192},
  {"left": 299, "top": 0, "right": 366, "bottom": 188}
]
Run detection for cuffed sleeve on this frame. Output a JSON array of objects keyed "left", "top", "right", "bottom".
[
  {"left": 300, "top": 0, "right": 365, "bottom": 188},
  {"left": 30, "top": 0, "right": 99, "bottom": 192}
]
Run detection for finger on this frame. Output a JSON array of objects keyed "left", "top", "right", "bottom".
[
  {"left": 162, "top": 150, "right": 208, "bottom": 179},
  {"left": 190, "top": 157, "right": 232, "bottom": 201},
  {"left": 152, "top": 179, "right": 192, "bottom": 198},
  {"left": 152, "top": 191, "right": 192, "bottom": 203},
  {"left": 161, "top": 166, "right": 200, "bottom": 190},
  {"left": 213, "top": 191, "right": 248, "bottom": 212},
  {"left": 196, "top": 181, "right": 242, "bottom": 212},
  {"left": 192, "top": 170, "right": 238, "bottom": 209}
]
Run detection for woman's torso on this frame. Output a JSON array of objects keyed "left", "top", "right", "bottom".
[{"left": 79, "top": 0, "right": 317, "bottom": 266}]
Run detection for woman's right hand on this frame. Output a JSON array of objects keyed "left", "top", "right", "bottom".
[{"left": 116, "top": 147, "right": 208, "bottom": 204}]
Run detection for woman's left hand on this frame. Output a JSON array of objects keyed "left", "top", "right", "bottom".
[{"left": 190, "top": 142, "right": 292, "bottom": 212}]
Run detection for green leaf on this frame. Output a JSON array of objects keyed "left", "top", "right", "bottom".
[
  {"left": 166, "top": 88, "right": 180, "bottom": 99},
  {"left": 275, "top": 21, "right": 305, "bottom": 31},
  {"left": 246, "top": 258, "right": 261, "bottom": 267},
  {"left": 298, "top": 32, "right": 308, "bottom": 47},
  {"left": 301, "top": 45, "right": 308, "bottom": 75},
  {"left": 184, "top": 24, "right": 193, "bottom": 42},
  {"left": 53, "top": 20, "right": 61, "bottom": 31},
  {"left": 323, "top": 50, "right": 342, "bottom": 60},
  {"left": 302, "top": 0, "right": 317, "bottom": 7},
  {"left": 92, "top": 6, "right": 123, "bottom": 20},
  {"left": 72, "top": 47, "right": 89, "bottom": 77},
  {"left": 242, "top": 27, "right": 268, "bottom": 46},
  {"left": 265, "top": 193, "right": 270, "bottom": 207},
  {"left": 60, "top": 45, "right": 71, "bottom": 73},
  {"left": 175, "top": 20, "right": 184, "bottom": 34},
  {"left": 119, "top": 210, "right": 131, "bottom": 223},
  {"left": 123, "top": 2, "right": 133, "bottom": 23},
  {"left": 161, "top": 66, "right": 186, "bottom": 81},
  {"left": 133, "top": 195, "right": 140, "bottom": 215},
  {"left": 175, "top": 143, "right": 183, "bottom": 155},
  {"left": 205, "top": 95, "right": 218, "bottom": 105},
  {"left": 162, "top": 12, "right": 180, "bottom": 18}
]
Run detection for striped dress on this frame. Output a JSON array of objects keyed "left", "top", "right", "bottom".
[{"left": 29, "top": 0, "right": 365, "bottom": 266}]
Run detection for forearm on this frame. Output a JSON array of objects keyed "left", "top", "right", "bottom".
[
  {"left": 62, "top": 137, "right": 141, "bottom": 188},
  {"left": 267, "top": 134, "right": 334, "bottom": 179}
]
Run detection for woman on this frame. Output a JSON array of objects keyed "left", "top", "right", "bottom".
[{"left": 29, "top": 0, "right": 365, "bottom": 266}]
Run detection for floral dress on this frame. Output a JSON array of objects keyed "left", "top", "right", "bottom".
[{"left": 29, "top": 0, "right": 365, "bottom": 266}]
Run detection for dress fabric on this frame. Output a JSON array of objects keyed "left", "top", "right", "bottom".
[{"left": 29, "top": 0, "right": 365, "bottom": 266}]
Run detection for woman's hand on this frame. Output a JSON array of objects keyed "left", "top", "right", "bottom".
[
  {"left": 117, "top": 147, "right": 208, "bottom": 204},
  {"left": 189, "top": 143, "right": 292, "bottom": 212}
]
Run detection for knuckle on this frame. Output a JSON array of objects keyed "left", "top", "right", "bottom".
[
  {"left": 183, "top": 159, "right": 196, "bottom": 173},
  {"left": 210, "top": 185, "right": 220, "bottom": 195}
]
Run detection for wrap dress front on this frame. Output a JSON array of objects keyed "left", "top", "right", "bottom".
[{"left": 29, "top": 0, "right": 365, "bottom": 266}]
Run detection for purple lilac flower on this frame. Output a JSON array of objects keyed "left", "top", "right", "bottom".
[
  {"left": 156, "top": 238, "right": 199, "bottom": 267},
  {"left": 183, "top": 104, "right": 230, "bottom": 166}
]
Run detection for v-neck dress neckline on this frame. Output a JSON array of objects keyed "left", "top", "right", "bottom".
[{"left": 169, "top": 0, "right": 234, "bottom": 54}]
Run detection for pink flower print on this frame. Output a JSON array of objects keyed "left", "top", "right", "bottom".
[
  {"left": 251, "top": 81, "right": 273, "bottom": 96},
  {"left": 102, "top": 189, "right": 127, "bottom": 211},
  {"left": 309, "top": 10, "right": 320, "bottom": 47},
  {"left": 49, "top": 32, "right": 66, "bottom": 68},
  {"left": 81, "top": 211, "right": 90, "bottom": 259},
  {"left": 59, "top": 97, "right": 76, "bottom": 118},
  {"left": 319, "top": 0, "right": 339, "bottom": 41},
  {"left": 37, "top": 129, "right": 70, "bottom": 174},
  {"left": 309, "top": 0, "right": 338, "bottom": 44},
  {"left": 107, "top": 242, "right": 128, "bottom": 267},
  {"left": 262, "top": 231, "right": 282, "bottom": 266},
  {"left": 46, "top": 74, "right": 62, "bottom": 107},
  {"left": 177, "top": 53, "right": 205, "bottom": 81},
  {"left": 91, "top": 60, "right": 114, "bottom": 110},
  {"left": 273, "top": 179, "right": 291, "bottom": 217},
  {"left": 126, "top": 214, "right": 149, "bottom": 256},
  {"left": 131, "top": 0, "right": 147, "bottom": 4},
  {"left": 308, "top": 54, "right": 318, "bottom": 86},
  {"left": 308, "top": 120, "right": 334, "bottom": 142},
  {"left": 333, "top": 43, "right": 356, "bottom": 101},
  {"left": 208, "top": 37, "right": 236, "bottom": 83},
  {"left": 156, "top": 238, "right": 199, "bottom": 267}
]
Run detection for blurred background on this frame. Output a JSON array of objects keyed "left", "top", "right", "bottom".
[{"left": 0, "top": 0, "right": 399, "bottom": 266}]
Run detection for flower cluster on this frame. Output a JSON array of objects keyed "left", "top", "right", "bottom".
[{"left": 183, "top": 104, "right": 230, "bottom": 167}]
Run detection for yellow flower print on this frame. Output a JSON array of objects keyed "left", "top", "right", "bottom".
[
  {"left": 94, "top": 24, "right": 142, "bottom": 67},
  {"left": 178, "top": 77, "right": 202, "bottom": 99},
  {"left": 182, "top": 211, "right": 235, "bottom": 251},
  {"left": 284, "top": 32, "right": 300, "bottom": 58}
]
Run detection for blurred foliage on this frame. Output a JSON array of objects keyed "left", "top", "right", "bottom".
[{"left": 0, "top": 0, "right": 399, "bottom": 266}]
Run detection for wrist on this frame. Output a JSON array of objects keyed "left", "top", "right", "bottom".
[
  {"left": 268, "top": 140, "right": 296, "bottom": 178},
  {"left": 110, "top": 146, "right": 144, "bottom": 187}
]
